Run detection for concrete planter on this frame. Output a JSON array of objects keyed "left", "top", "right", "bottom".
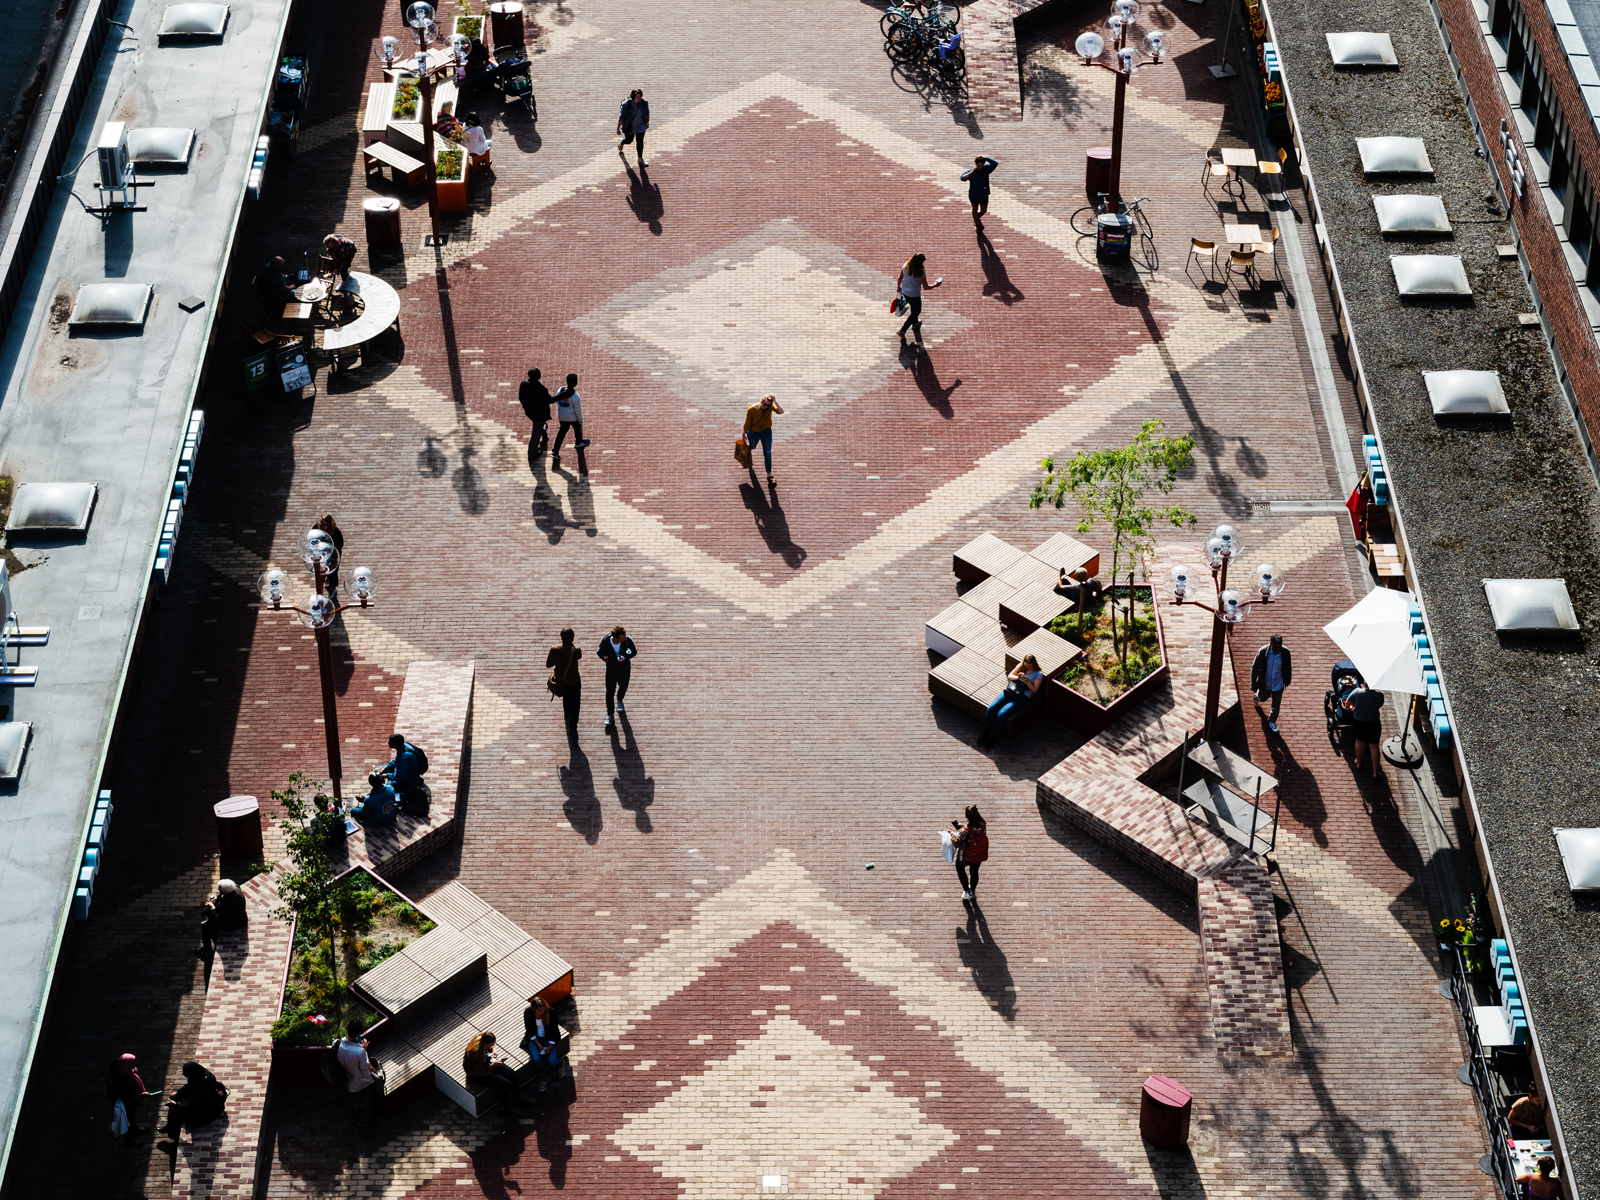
[
  {"left": 436, "top": 151, "right": 468, "bottom": 211},
  {"left": 1045, "top": 585, "right": 1171, "bottom": 737}
]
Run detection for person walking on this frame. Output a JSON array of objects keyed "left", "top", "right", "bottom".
[
  {"left": 1342, "top": 680, "right": 1386, "bottom": 776},
  {"left": 107, "top": 1053, "right": 157, "bottom": 1139},
  {"left": 616, "top": 88, "right": 650, "bottom": 167},
  {"left": 336, "top": 1022, "right": 382, "bottom": 1125},
  {"left": 895, "top": 253, "right": 944, "bottom": 344},
  {"left": 547, "top": 628, "right": 583, "bottom": 739},
  {"left": 598, "top": 625, "right": 637, "bottom": 730},
  {"left": 551, "top": 373, "right": 591, "bottom": 467},
  {"left": 950, "top": 805, "right": 989, "bottom": 901},
  {"left": 317, "top": 514, "right": 344, "bottom": 594},
  {"left": 742, "top": 394, "right": 785, "bottom": 486},
  {"left": 960, "top": 155, "right": 999, "bottom": 227},
  {"left": 519, "top": 368, "right": 553, "bottom": 460},
  {"left": 1249, "top": 634, "right": 1292, "bottom": 733}
]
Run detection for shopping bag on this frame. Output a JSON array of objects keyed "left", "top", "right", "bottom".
[
  {"left": 734, "top": 435, "right": 752, "bottom": 469},
  {"left": 940, "top": 829, "right": 955, "bottom": 864},
  {"left": 111, "top": 1100, "right": 130, "bottom": 1138}
]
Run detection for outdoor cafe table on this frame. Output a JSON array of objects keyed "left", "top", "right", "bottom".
[
  {"left": 1219, "top": 147, "right": 1258, "bottom": 169},
  {"left": 1221, "top": 224, "right": 1262, "bottom": 246},
  {"left": 1510, "top": 1140, "right": 1555, "bottom": 1177}
]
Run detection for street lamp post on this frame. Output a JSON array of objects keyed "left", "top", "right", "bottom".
[
  {"left": 377, "top": 4, "right": 450, "bottom": 245},
  {"left": 1075, "top": 1, "right": 1170, "bottom": 210},
  {"left": 1168, "top": 524, "right": 1287, "bottom": 743},
  {"left": 257, "top": 530, "right": 378, "bottom": 801}
]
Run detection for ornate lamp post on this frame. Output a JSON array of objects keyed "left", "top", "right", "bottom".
[
  {"left": 376, "top": 4, "right": 450, "bottom": 244},
  {"left": 1075, "top": 1, "right": 1169, "bottom": 210},
  {"left": 1168, "top": 524, "right": 1287, "bottom": 742},
  {"left": 257, "top": 529, "right": 378, "bottom": 800}
]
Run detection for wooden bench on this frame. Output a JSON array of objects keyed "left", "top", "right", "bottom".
[
  {"left": 363, "top": 140, "right": 425, "bottom": 189},
  {"left": 953, "top": 532, "right": 1026, "bottom": 583},
  {"left": 363, "top": 82, "right": 396, "bottom": 145}
]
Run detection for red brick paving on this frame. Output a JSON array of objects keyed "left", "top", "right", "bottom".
[{"left": 4, "top": 0, "right": 1495, "bottom": 1196}]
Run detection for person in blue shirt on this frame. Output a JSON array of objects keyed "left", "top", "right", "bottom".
[
  {"left": 351, "top": 774, "right": 399, "bottom": 826},
  {"left": 382, "top": 734, "right": 424, "bottom": 798},
  {"left": 960, "top": 156, "right": 999, "bottom": 229},
  {"left": 976, "top": 654, "right": 1043, "bottom": 749}
]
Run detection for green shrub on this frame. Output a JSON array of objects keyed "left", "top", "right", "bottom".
[
  {"left": 457, "top": 15, "right": 482, "bottom": 38},
  {"left": 437, "top": 146, "right": 464, "bottom": 177},
  {"left": 393, "top": 79, "right": 419, "bottom": 120}
]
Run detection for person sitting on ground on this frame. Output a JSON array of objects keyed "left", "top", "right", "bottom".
[
  {"left": 1517, "top": 1156, "right": 1560, "bottom": 1198},
  {"left": 522, "top": 997, "right": 567, "bottom": 1092},
  {"left": 462, "top": 111, "right": 492, "bottom": 169},
  {"left": 312, "top": 793, "right": 348, "bottom": 843},
  {"left": 464, "top": 1031, "right": 523, "bottom": 1118},
  {"left": 381, "top": 733, "right": 427, "bottom": 814},
  {"left": 1509, "top": 1081, "right": 1548, "bottom": 1138},
  {"left": 351, "top": 773, "right": 400, "bottom": 826},
  {"left": 1056, "top": 566, "right": 1104, "bottom": 605},
  {"left": 158, "top": 1061, "right": 227, "bottom": 1140},
  {"left": 254, "top": 256, "right": 295, "bottom": 309},
  {"left": 976, "top": 654, "right": 1044, "bottom": 749},
  {"left": 196, "top": 879, "right": 247, "bottom": 958}
]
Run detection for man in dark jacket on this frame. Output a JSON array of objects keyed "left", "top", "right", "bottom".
[
  {"left": 519, "top": 368, "right": 553, "bottom": 460},
  {"left": 616, "top": 89, "right": 650, "bottom": 168},
  {"left": 960, "top": 155, "right": 999, "bottom": 228},
  {"left": 547, "top": 628, "right": 583, "bottom": 740},
  {"left": 598, "top": 625, "right": 637, "bottom": 730},
  {"left": 1249, "top": 634, "right": 1292, "bottom": 732},
  {"left": 197, "top": 879, "right": 247, "bottom": 958}
]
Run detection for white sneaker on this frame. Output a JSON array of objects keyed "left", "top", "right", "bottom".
[
  {"left": 604, "top": 716, "right": 614, "bottom": 728},
  {"left": 960, "top": 890, "right": 973, "bottom": 900}
]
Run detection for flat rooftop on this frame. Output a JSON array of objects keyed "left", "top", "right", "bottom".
[
  {"left": 0, "top": 0, "right": 291, "bottom": 1174},
  {"left": 1269, "top": 0, "right": 1600, "bottom": 1190}
]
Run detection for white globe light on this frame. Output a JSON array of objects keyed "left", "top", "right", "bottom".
[
  {"left": 1075, "top": 31, "right": 1105, "bottom": 58},
  {"left": 1106, "top": 13, "right": 1125, "bottom": 32},
  {"left": 375, "top": 35, "right": 400, "bottom": 64},
  {"left": 406, "top": 1, "right": 435, "bottom": 28},
  {"left": 1252, "top": 562, "right": 1286, "bottom": 599},
  {"left": 1170, "top": 563, "right": 1191, "bottom": 600},
  {"left": 256, "top": 569, "right": 288, "bottom": 607},
  {"left": 297, "top": 593, "right": 337, "bottom": 629},
  {"left": 1118, "top": 46, "right": 1139, "bottom": 71},
  {"left": 1113, "top": 0, "right": 1140, "bottom": 21},
  {"left": 351, "top": 566, "right": 376, "bottom": 602},
  {"left": 1218, "top": 589, "right": 1249, "bottom": 624},
  {"left": 1205, "top": 537, "right": 1226, "bottom": 568},
  {"left": 1143, "top": 30, "right": 1168, "bottom": 57}
]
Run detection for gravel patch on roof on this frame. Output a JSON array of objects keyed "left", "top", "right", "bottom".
[{"left": 1269, "top": 0, "right": 1600, "bottom": 1185}]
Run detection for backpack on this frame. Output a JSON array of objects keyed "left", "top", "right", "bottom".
[
  {"left": 408, "top": 742, "right": 429, "bottom": 774},
  {"left": 321, "top": 1043, "right": 348, "bottom": 1087},
  {"left": 964, "top": 827, "right": 989, "bottom": 864}
]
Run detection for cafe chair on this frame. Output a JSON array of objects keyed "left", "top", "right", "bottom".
[
  {"left": 1252, "top": 226, "right": 1281, "bottom": 276},
  {"left": 1256, "top": 146, "right": 1288, "bottom": 192},
  {"left": 1226, "top": 249, "right": 1258, "bottom": 288},
  {"left": 1187, "top": 237, "right": 1219, "bottom": 278},
  {"left": 1202, "top": 157, "right": 1233, "bottom": 198}
]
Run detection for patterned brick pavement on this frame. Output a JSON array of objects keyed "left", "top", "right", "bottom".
[{"left": 7, "top": 0, "right": 1495, "bottom": 1196}]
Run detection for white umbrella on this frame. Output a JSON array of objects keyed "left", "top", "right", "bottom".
[{"left": 1321, "top": 587, "right": 1426, "bottom": 695}]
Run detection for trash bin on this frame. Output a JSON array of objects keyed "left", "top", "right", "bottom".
[
  {"left": 214, "top": 795, "right": 263, "bottom": 861},
  {"left": 1096, "top": 211, "right": 1133, "bottom": 262},
  {"left": 363, "top": 197, "right": 402, "bottom": 249},
  {"left": 1085, "top": 146, "right": 1112, "bottom": 201},
  {"left": 1139, "top": 1075, "right": 1193, "bottom": 1150},
  {"left": 489, "top": 1, "right": 524, "bottom": 46}
]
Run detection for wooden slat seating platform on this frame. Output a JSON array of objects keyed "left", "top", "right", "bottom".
[
  {"left": 362, "top": 81, "right": 395, "bottom": 145},
  {"left": 929, "top": 647, "right": 1007, "bottom": 720},
  {"left": 953, "top": 530, "right": 1100, "bottom": 586},
  {"left": 365, "top": 881, "right": 575, "bottom": 1119},
  {"left": 363, "top": 140, "right": 426, "bottom": 189},
  {"left": 1006, "top": 626, "right": 1079, "bottom": 677},
  {"left": 999, "top": 580, "right": 1073, "bottom": 635},
  {"left": 953, "top": 531, "right": 1026, "bottom": 583},
  {"left": 1028, "top": 531, "right": 1102, "bottom": 580}
]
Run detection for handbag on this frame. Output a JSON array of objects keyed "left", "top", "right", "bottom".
[
  {"left": 940, "top": 829, "right": 955, "bottom": 864},
  {"left": 734, "top": 435, "right": 752, "bottom": 469},
  {"left": 548, "top": 648, "right": 577, "bottom": 700},
  {"left": 890, "top": 292, "right": 906, "bottom": 316},
  {"left": 111, "top": 1100, "right": 129, "bottom": 1138}
]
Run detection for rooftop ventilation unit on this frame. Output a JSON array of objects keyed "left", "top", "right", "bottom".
[
  {"left": 0, "top": 722, "right": 31, "bottom": 781},
  {"left": 1391, "top": 255, "right": 1471, "bottom": 295},
  {"left": 1358, "top": 136, "right": 1433, "bottom": 173},
  {"left": 126, "top": 127, "right": 195, "bottom": 166},
  {"left": 1555, "top": 828, "right": 1600, "bottom": 892},
  {"left": 1482, "top": 578, "right": 1579, "bottom": 633},
  {"left": 1327, "top": 32, "right": 1398, "bottom": 65},
  {"left": 1423, "top": 370, "right": 1509, "bottom": 415},
  {"left": 67, "top": 283, "right": 152, "bottom": 328},
  {"left": 1374, "top": 194, "right": 1451, "bottom": 233},
  {"left": 6, "top": 483, "right": 98, "bottom": 535},
  {"left": 158, "top": 3, "right": 229, "bottom": 37}
]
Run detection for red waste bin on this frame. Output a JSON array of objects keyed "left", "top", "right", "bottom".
[
  {"left": 363, "top": 197, "right": 402, "bottom": 249},
  {"left": 1085, "top": 146, "right": 1112, "bottom": 202},
  {"left": 214, "top": 795, "right": 263, "bottom": 861},
  {"left": 489, "top": 1, "right": 524, "bottom": 46},
  {"left": 1139, "top": 1075, "right": 1193, "bottom": 1150}
]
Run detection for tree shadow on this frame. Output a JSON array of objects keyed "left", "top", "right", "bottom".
[
  {"left": 559, "top": 743, "right": 601, "bottom": 844},
  {"left": 976, "top": 229, "right": 1023, "bottom": 305},
  {"left": 624, "top": 163, "right": 663, "bottom": 235},
  {"left": 608, "top": 713, "right": 655, "bottom": 832},
  {"left": 738, "top": 479, "right": 807, "bottom": 569},
  {"left": 900, "top": 343, "right": 962, "bottom": 418},
  {"left": 955, "top": 901, "right": 1016, "bottom": 1020}
]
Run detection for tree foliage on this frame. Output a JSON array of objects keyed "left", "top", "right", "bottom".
[
  {"left": 269, "top": 772, "right": 348, "bottom": 1010},
  {"left": 1030, "top": 419, "right": 1198, "bottom": 661}
]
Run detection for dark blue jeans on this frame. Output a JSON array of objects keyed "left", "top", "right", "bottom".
[
  {"left": 982, "top": 689, "right": 1024, "bottom": 738},
  {"left": 746, "top": 428, "right": 772, "bottom": 473}
]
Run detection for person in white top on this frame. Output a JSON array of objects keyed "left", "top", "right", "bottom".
[
  {"left": 336, "top": 1023, "right": 381, "bottom": 1124},
  {"left": 896, "top": 253, "right": 944, "bottom": 342},
  {"left": 551, "top": 372, "right": 591, "bottom": 465},
  {"left": 462, "top": 111, "right": 492, "bottom": 169}
]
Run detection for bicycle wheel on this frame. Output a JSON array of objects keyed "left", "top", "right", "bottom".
[
  {"left": 881, "top": 6, "right": 911, "bottom": 36},
  {"left": 1070, "top": 205, "right": 1100, "bottom": 237},
  {"left": 886, "top": 23, "right": 930, "bottom": 60}
]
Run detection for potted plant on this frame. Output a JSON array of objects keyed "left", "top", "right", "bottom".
[
  {"left": 454, "top": 12, "right": 484, "bottom": 41},
  {"left": 435, "top": 143, "right": 467, "bottom": 211},
  {"left": 392, "top": 77, "right": 420, "bottom": 121}
]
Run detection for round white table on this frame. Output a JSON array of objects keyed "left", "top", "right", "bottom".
[{"left": 321, "top": 271, "right": 401, "bottom": 353}]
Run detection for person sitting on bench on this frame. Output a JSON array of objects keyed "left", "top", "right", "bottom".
[
  {"left": 157, "top": 1062, "right": 227, "bottom": 1140},
  {"left": 1056, "top": 566, "right": 1103, "bottom": 605},
  {"left": 321, "top": 234, "right": 359, "bottom": 293},
  {"left": 196, "top": 879, "right": 247, "bottom": 958},
  {"left": 464, "top": 1031, "right": 524, "bottom": 1119},
  {"left": 351, "top": 773, "right": 400, "bottom": 826},
  {"left": 312, "top": 792, "right": 349, "bottom": 843},
  {"left": 522, "top": 997, "right": 567, "bottom": 1092},
  {"left": 381, "top": 733, "right": 429, "bottom": 815},
  {"left": 253, "top": 256, "right": 295, "bottom": 310}
]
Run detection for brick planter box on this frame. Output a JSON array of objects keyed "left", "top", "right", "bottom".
[{"left": 1044, "top": 585, "right": 1171, "bottom": 738}]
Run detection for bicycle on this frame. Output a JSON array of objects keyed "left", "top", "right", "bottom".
[
  {"left": 881, "top": 0, "right": 959, "bottom": 38},
  {"left": 1068, "top": 194, "right": 1157, "bottom": 268}
]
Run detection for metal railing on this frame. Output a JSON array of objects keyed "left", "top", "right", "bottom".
[{"left": 1439, "top": 944, "right": 1519, "bottom": 1200}]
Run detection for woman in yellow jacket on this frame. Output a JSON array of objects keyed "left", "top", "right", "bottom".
[{"left": 743, "top": 394, "right": 785, "bottom": 485}]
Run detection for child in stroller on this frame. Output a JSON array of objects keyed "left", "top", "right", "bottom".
[{"left": 1324, "top": 659, "right": 1364, "bottom": 751}]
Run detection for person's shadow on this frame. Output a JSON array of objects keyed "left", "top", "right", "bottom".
[
  {"left": 977, "top": 230, "right": 1024, "bottom": 305},
  {"left": 739, "top": 478, "right": 807, "bottom": 568},
  {"left": 559, "top": 743, "right": 602, "bottom": 844},
  {"left": 609, "top": 713, "right": 655, "bottom": 832},
  {"left": 534, "top": 1101, "right": 573, "bottom": 1188},
  {"left": 553, "top": 462, "right": 598, "bottom": 536},
  {"left": 625, "top": 164, "right": 663, "bottom": 235},
  {"left": 453, "top": 445, "right": 489, "bottom": 514},
  {"left": 955, "top": 902, "right": 1016, "bottom": 1020},
  {"left": 901, "top": 344, "right": 962, "bottom": 418}
]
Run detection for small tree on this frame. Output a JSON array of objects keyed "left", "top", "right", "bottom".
[
  {"left": 270, "top": 773, "right": 348, "bottom": 1019},
  {"left": 1030, "top": 419, "right": 1198, "bottom": 665}
]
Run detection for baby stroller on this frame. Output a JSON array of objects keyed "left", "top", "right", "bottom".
[
  {"left": 1324, "top": 659, "right": 1364, "bottom": 750},
  {"left": 489, "top": 46, "right": 536, "bottom": 121}
]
